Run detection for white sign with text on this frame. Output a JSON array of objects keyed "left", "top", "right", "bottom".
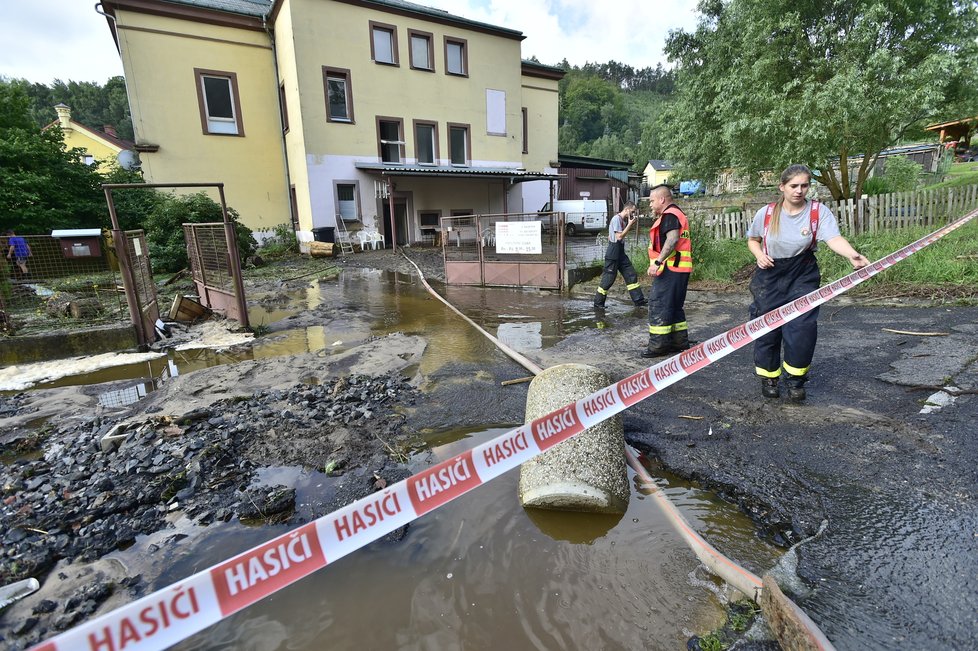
[{"left": 495, "top": 221, "right": 542, "bottom": 254}]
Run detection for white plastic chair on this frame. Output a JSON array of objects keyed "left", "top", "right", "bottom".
[
  {"left": 355, "top": 231, "right": 371, "bottom": 251},
  {"left": 367, "top": 230, "right": 385, "bottom": 250}
]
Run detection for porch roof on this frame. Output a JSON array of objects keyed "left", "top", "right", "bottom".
[{"left": 355, "top": 162, "right": 563, "bottom": 182}]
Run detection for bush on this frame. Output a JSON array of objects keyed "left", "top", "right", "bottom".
[
  {"left": 881, "top": 155, "right": 922, "bottom": 192},
  {"left": 257, "top": 222, "right": 299, "bottom": 258},
  {"left": 145, "top": 192, "right": 256, "bottom": 272},
  {"left": 862, "top": 175, "right": 890, "bottom": 196}
]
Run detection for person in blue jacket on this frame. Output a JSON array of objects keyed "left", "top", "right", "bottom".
[{"left": 5, "top": 230, "right": 31, "bottom": 276}]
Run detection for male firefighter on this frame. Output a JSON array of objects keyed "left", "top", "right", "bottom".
[
  {"left": 593, "top": 201, "right": 647, "bottom": 308},
  {"left": 642, "top": 185, "right": 693, "bottom": 357}
]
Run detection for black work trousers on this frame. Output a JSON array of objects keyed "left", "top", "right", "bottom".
[
  {"left": 594, "top": 241, "right": 645, "bottom": 306},
  {"left": 648, "top": 268, "right": 690, "bottom": 340},
  {"left": 749, "top": 251, "right": 820, "bottom": 380}
]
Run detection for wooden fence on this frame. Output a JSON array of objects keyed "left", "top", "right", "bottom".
[{"left": 699, "top": 184, "right": 978, "bottom": 239}]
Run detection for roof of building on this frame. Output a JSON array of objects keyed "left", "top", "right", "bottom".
[
  {"left": 157, "top": 0, "right": 524, "bottom": 38},
  {"left": 924, "top": 116, "right": 978, "bottom": 131},
  {"left": 355, "top": 162, "right": 561, "bottom": 181},
  {"left": 556, "top": 154, "right": 632, "bottom": 171},
  {"left": 42, "top": 118, "right": 135, "bottom": 152},
  {"left": 646, "top": 159, "right": 673, "bottom": 170},
  {"left": 157, "top": 0, "right": 271, "bottom": 16}
]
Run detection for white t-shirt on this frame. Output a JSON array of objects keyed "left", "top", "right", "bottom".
[{"left": 747, "top": 200, "right": 841, "bottom": 259}]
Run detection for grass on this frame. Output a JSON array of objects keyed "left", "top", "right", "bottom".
[
  {"left": 920, "top": 162, "right": 978, "bottom": 190},
  {"left": 817, "top": 220, "right": 978, "bottom": 294},
  {"left": 629, "top": 216, "right": 978, "bottom": 301}
]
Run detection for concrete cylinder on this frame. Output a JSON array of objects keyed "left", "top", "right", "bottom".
[{"left": 519, "top": 364, "right": 629, "bottom": 513}]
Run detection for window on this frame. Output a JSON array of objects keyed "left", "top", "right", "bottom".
[
  {"left": 82, "top": 154, "right": 96, "bottom": 166},
  {"left": 335, "top": 182, "right": 359, "bottom": 221},
  {"left": 378, "top": 118, "right": 404, "bottom": 163},
  {"left": 194, "top": 69, "right": 243, "bottom": 135},
  {"left": 279, "top": 82, "right": 289, "bottom": 132},
  {"left": 486, "top": 89, "right": 506, "bottom": 135},
  {"left": 370, "top": 22, "right": 398, "bottom": 65},
  {"left": 414, "top": 121, "right": 437, "bottom": 165},
  {"left": 419, "top": 211, "right": 441, "bottom": 227},
  {"left": 323, "top": 67, "right": 354, "bottom": 123},
  {"left": 409, "top": 30, "right": 433, "bottom": 71},
  {"left": 445, "top": 37, "right": 467, "bottom": 76},
  {"left": 448, "top": 123, "right": 469, "bottom": 166},
  {"left": 522, "top": 107, "right": 528, "bottom": 154}
]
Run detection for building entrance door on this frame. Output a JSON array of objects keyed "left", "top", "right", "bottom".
[{"left": 381, "top": 201, "right": 408, "bottom": 247}]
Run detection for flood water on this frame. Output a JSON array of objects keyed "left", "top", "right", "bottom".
[
  {"left": 19, "top": 269, "right": 785, "bottom": 648},
  {"left": 134, "top": 425, "right": 780, "bottom": 651}
]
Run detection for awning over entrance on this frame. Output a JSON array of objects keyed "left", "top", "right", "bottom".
[{"left": 354, "top": 162, "right": 562, "bottom": 183}]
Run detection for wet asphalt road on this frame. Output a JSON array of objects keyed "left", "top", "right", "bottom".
[{"left": 533, "top": 292, "right": 978, "bottom": 650}]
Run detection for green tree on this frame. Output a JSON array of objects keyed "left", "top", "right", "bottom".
[
  {"left": 7, "top": 75, "right": 134, "bottom": 141},
  {"left": 561, "top": 75, "right": 628, "bottom": 144},
  {"left": 144, "top": 192, "right": 256, "bottom": 272},
  {"left": 0, "top": 80, "right": 106, "bottom": 233},
  {"left": 663, "top": 0, "right": 978, "bottom": 200}
]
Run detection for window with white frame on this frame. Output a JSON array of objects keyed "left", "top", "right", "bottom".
[
  {"left": 415, "top": 121, "right": 436, "bottom": 165},
  {"left": 449, "top": 123, "right": 469, "bottom": 166},
  {"left": 324, "top": 67, "right": 354, "bottom": 123},
  {"left": 195, "top": 69, "right": 243, "bottom": 135},
  {"left": 445, "top": 38, "right": 467, "bottom": 76},
  {"left": 378, "top": 119, "right": 404, "bottom": 163},
  {"left": 370, "top": 22, "right": 398, "bottom": 65},
  {"left": 336, "top": 183, "right": 358, "bottom": 221},
  {"left": 409, "top": 30, "right": 433, "bottom": 71}
]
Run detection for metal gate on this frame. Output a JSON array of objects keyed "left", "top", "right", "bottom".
[
  {"left": 119, "top": 230, "right": 161, "bottom": 346},
  {"left": 442, "top": 212, "right": 564, "bottom": 289},
  {"left": 184, "top": 222, "right": 249, "bottom": 328}
]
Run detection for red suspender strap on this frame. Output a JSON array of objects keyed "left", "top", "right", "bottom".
[
  {"left": 809, "top": 200, "right": 820, "bottom": 250},
  {"left": 762, "top": 203, "right": 775, "bottom": 256}
]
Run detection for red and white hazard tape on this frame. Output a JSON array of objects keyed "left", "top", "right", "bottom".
[{"left": 30, "top": 209, "right": 977, "bottom": 651}]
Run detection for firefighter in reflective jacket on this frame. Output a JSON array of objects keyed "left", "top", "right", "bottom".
[
  {"left": 642, "top": 185, "right": 693, "bottom": 358},
  {"left": 747, "top": 165, "right": 868, "bottom": 400},
  {"left": 594, "top": 201, "right": 647, "bottom": 308}
]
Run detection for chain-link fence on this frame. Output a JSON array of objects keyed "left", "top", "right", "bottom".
[{"left": 1, "top": 233, "right": 130, "bottom": 336}]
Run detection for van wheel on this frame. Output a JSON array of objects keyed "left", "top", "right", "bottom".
[{"left": 565, "top": 223, "right": 576, "bottom": 236}]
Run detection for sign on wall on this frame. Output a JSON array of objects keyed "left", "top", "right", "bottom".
[{"left": 495, "top": 221, "right": 542, "bottom": 254}]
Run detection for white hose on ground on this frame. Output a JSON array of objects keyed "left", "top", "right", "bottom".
[{"left": 398, "top": 249, "right": 835, "bottom": 650}]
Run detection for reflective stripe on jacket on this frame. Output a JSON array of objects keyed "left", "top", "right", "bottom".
[{"left": 648, "top": 205, "right": 693, "bottom": 274}]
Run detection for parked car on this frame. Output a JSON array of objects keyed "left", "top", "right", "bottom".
[
  {"left": 539, "top": 199, "right": 608, "bottom": 236},
  {"left": 678, "top": 180, "right": 705, "bottom": 196}
]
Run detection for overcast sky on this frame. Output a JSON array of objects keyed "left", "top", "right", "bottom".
[{"left": 1, "top": 0, "right": 700, "bottom": 85}]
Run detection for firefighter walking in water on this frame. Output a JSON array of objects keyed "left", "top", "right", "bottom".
[
  {"left": 642, "top": 185, "right": 693, "bottom": 358},
  {"left": 593, "top": 201, "right": 647, "bottom": 308}
]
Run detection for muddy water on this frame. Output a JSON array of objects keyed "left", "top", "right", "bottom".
[
  {"left": 25, "top": 269, "right": 784, "bottom": 646},
  {"left": 145, "top": 426, "right": 780, "bottom": 650}
]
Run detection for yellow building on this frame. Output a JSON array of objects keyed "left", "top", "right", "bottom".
[
  {"left": 99, "top": 0, "right": 563, "bottom": 245},
  {"left": 642, "top": 159, "right": 674, "bottom": 189},
  {"left": 44, "top": 104, "right": 136, "bottom": 170}
]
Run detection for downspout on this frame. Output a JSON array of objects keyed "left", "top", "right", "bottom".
[{"left": 263, "top": 12, "right": 297, "bottom": 235}]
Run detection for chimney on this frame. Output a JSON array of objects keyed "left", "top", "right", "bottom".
[
  {"left": 54, "top": 103, "right": 72, "bottom": 131},
  {"left": 103, "top": 125, "right": 118, "bottom": 138}
]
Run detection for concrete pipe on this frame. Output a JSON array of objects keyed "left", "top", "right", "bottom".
[{"left": 519, "top": 363, "right": 629, "bottom": 513}]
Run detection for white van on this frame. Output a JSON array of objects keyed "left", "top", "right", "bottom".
[{"left": 539, "top": 199, "right": 608, "bottom": 235}]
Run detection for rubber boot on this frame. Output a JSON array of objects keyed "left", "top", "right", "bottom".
[
  {"left": 642, "top": 334, "right": 673, "bottom": 358},
  {"left": 671, "top": 330, "right": 690, "bottom": 352},
  {"left": 593, "top": 293, "right": 606, "bottom": 309},
  {"left": 785, "top": 374, "right": 807, "bottom": 401},
  {"left": 761, "top": 377, "right": 780, "bottom": 399}
]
